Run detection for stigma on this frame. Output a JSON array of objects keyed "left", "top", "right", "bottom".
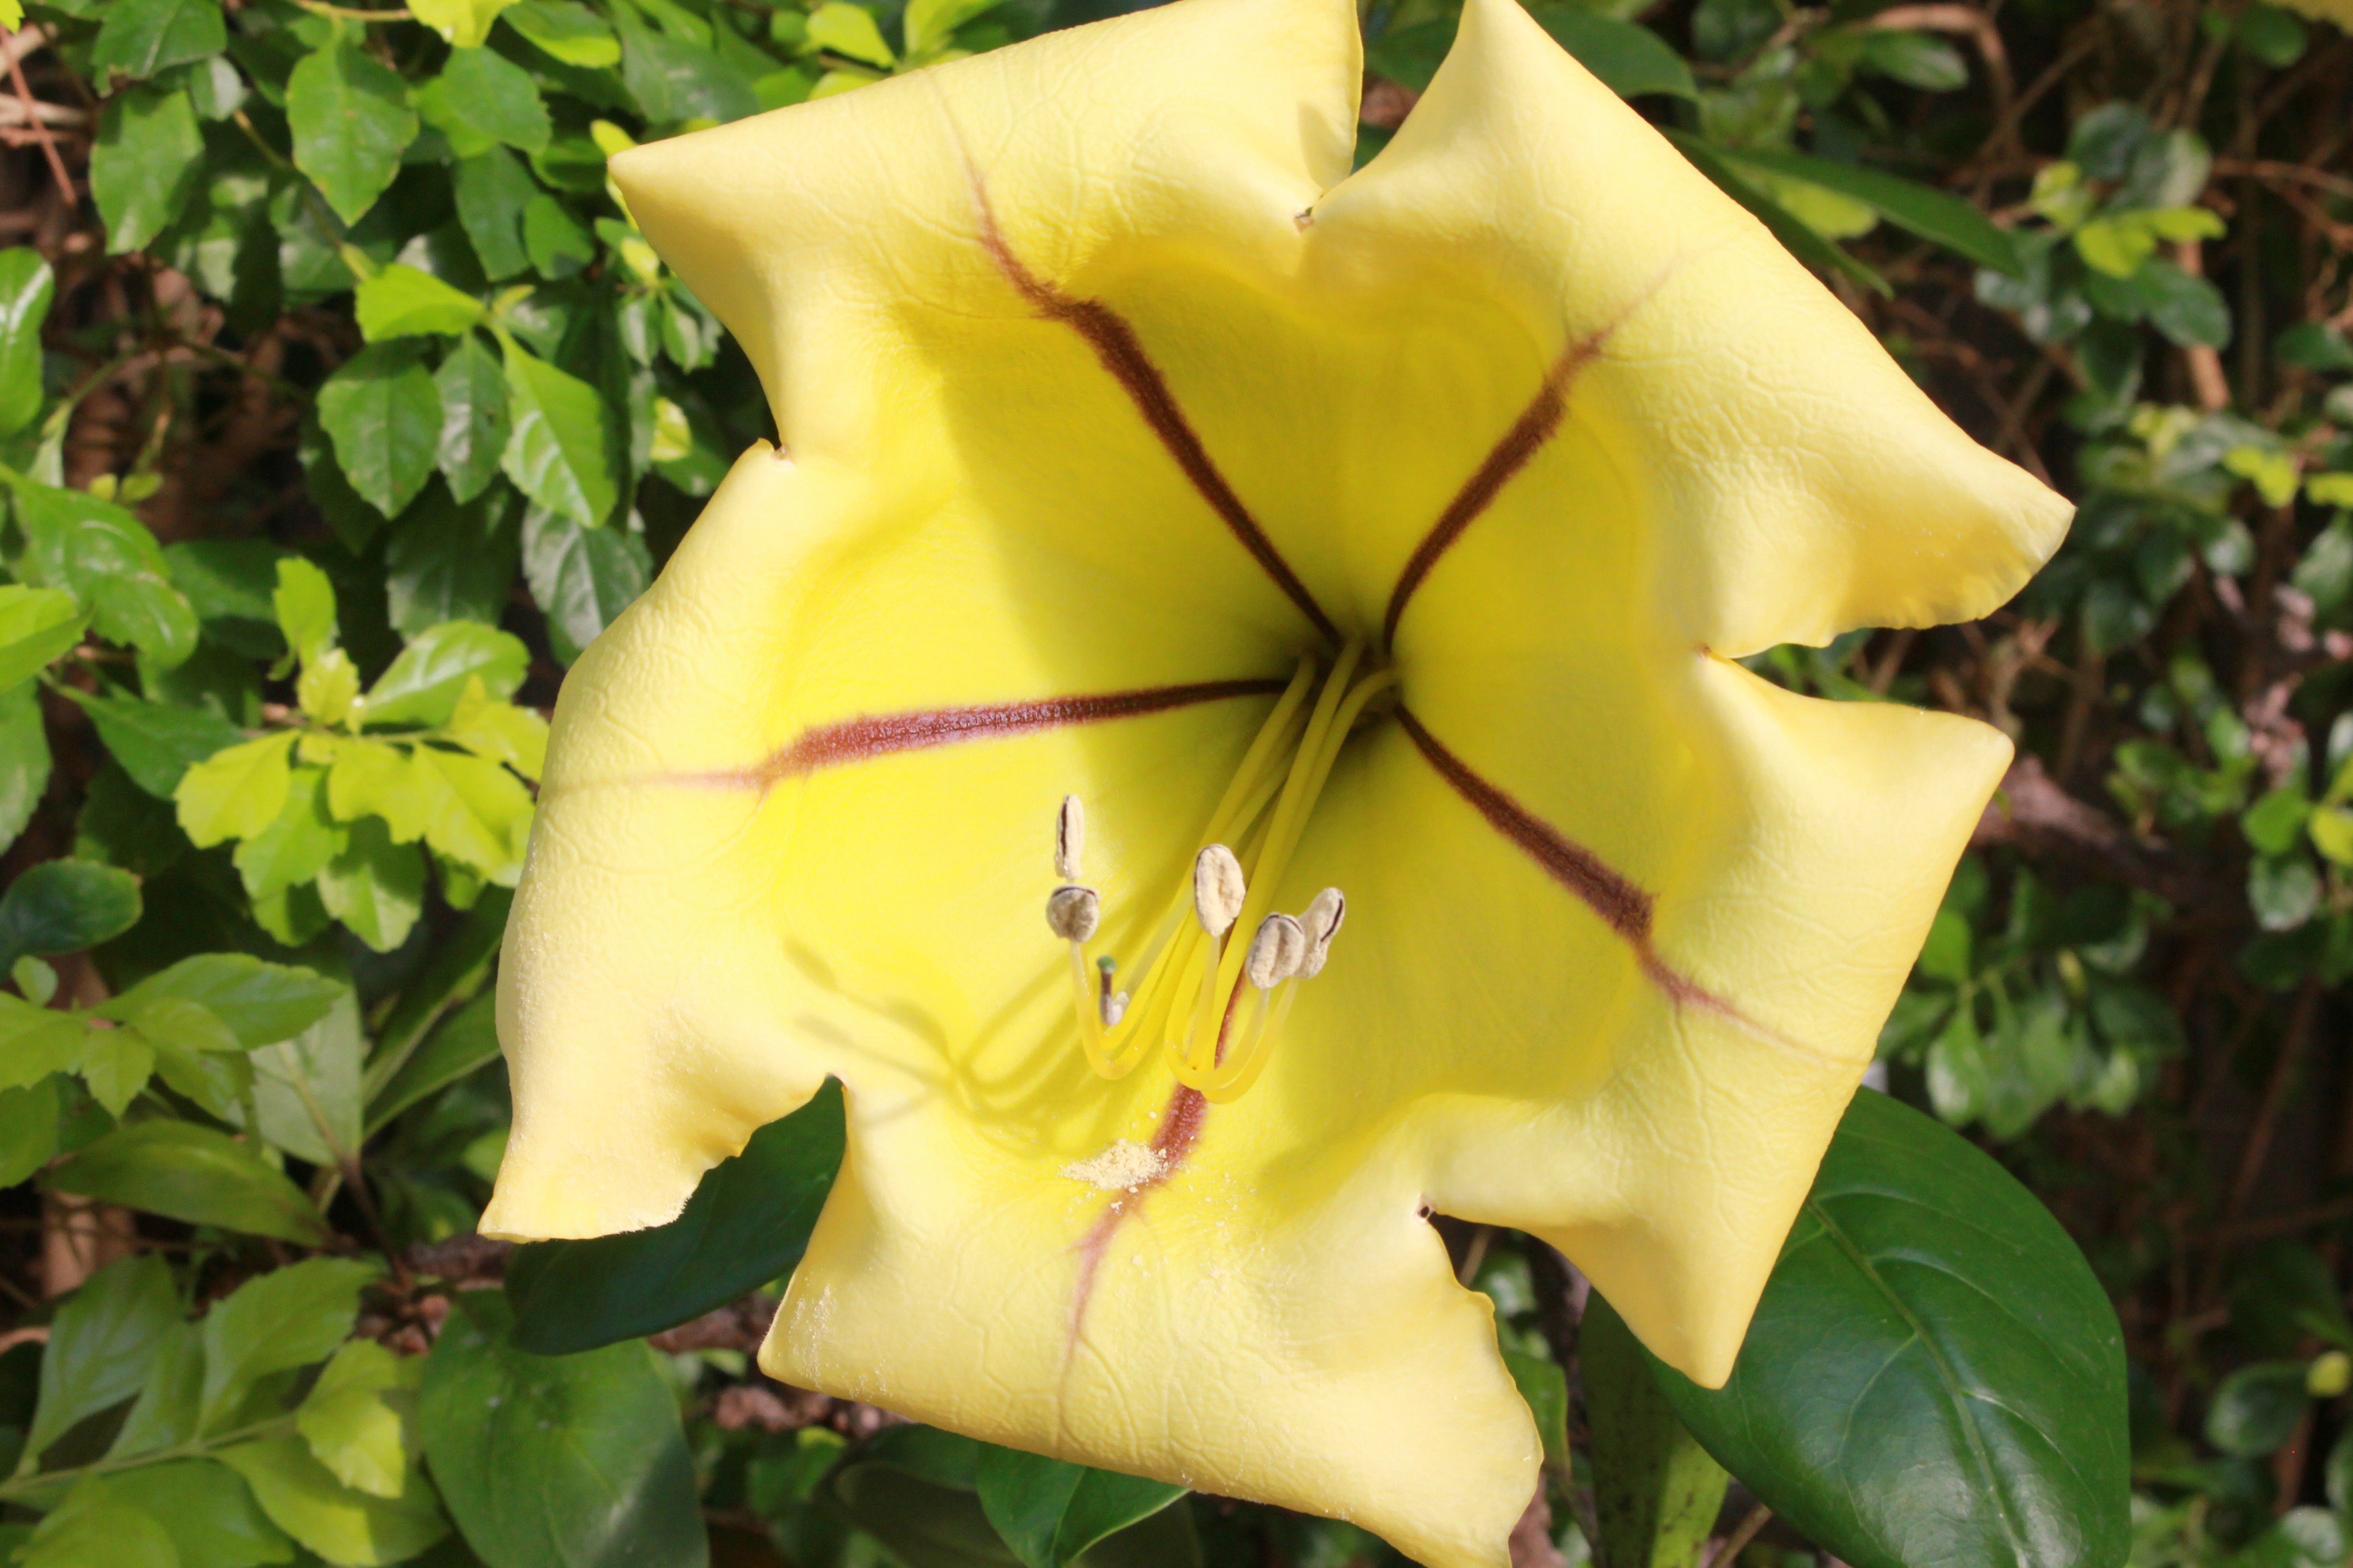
[{"left": 1038, "top": 645, "right": 1386, "bottom": 1103}]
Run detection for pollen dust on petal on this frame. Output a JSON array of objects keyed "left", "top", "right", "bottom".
[{"left": 1060, "top": 1140, "right": 1168, "bottom": 1192}]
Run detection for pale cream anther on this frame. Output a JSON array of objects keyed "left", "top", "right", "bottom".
[
  {"left": 1244, "top": 914, "right": 1307, "bottom": 990},
  {"left": 1193, "top": 845, "right": 1246, "bottom": 937},
  {"left": 1298, "top": 888, "right": 1345, "bottom": 979},
  {"left": 1046, "top": 884, "right": 1100, "bottom": 943},
  {"left": 1055, "top": 794, "right": 1085, "bottom": 880}
]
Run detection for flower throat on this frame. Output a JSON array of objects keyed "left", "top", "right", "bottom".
[{"left": 1043, "top": 643, "right": 1393, "bottom": 1103}]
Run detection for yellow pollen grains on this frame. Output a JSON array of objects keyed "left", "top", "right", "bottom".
[{"left": 1040, "top": 648, "right": 1372, "bottom": 1102}]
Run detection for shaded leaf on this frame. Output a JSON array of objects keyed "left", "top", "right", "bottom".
[
  {"left": 318, "top": 342, "right": 443, "bottom": 520},
  {"left": 91, "top": 86, "right": 204, "bottom": 254},
  {"left": 0, "top": 858, "right": 141, "bottom": 970},
  {"left": 508, "top": 1080, "right": 844, "bottom": 1353},
  {"left": 20, "top": 1255, "right": 176, "bottom": 1470},
  {"left": 421, "top": 1291, "right": 705, "bottom": 1568},
  {"left": 287, "top": 42, "right": 419, "bottom": 226},
  {"left": 92, "top": 0, "right": 226, "bottom": 80},
  {"left": 48, "top": 1121, "right": 332, "bottom": 1245},
  {"left": 7, "top": 474, "right": 199, "bottom": 666},
  {"left": 200, "top": 1257, "right": 380, "bottom": 1433}
]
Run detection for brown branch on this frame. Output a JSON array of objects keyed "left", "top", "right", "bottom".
[{"left": 1971, "top": 756, "right": 2231, "bottom": 915}]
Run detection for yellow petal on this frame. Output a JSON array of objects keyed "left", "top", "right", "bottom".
[{"left": 1314, "top": 0, "right": 2071, "bottom": 657}]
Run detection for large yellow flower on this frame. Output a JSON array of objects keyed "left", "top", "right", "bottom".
[{"left": 481, "top": 0, "right": 2069, "bottom": 1559}]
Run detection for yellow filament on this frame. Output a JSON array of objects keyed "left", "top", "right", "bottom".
[{"left": 1069, "top": 658, "right": 1317, "bottom": 1079}]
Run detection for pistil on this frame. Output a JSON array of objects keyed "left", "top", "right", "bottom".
[{"left": 1043, "top": 644, "right": 1382, "bottom": 1101}]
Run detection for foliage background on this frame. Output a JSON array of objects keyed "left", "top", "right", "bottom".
[{"left": 0, "top": 0, "right": 2347, "bottom": 1563}]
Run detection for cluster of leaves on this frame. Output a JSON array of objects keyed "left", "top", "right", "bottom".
[{"left": 0, "top": 0, "right": 2346, "bottom": 1564}]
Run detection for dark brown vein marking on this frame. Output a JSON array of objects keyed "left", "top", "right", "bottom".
[
  {"left": 693, "top": 678, "right": 1289, "bottom": 790},
  {"left": 1397, "top": 705, "right": 1741, "bottom": 1019},
  {"left": 1380, "top": 323, "right": 1615, "bottom": 651},
  {"left": 968, "top": 179, "right": 1341, "bottom": 647}
]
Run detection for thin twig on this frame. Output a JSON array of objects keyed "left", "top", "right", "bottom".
[
  {"left": 3, "top": 29, "right": 71, "bottom": 203},
  {"left": 1704, "top": 1504, "right": 1774, "bottom": 1568}
]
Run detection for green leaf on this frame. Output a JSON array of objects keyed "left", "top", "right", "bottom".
[
  {"left": 413, "top": 0, "right": 516, "bottom": 48},
  {"left": 318, "top": 342, "right": 443, "bottom": 520},
  {"left": 317, "top": 819, "right": 425, "bottom": 952},
  {"left": 0, "top": 858, "right": 141, "bottom": 970},
  {"left": 245, "top": 979, "right": 364, "bottom": 1169},
  {"left": 18, "top": 1254, "right": 176, "bottom": 1470},
  {"left": 75, "top": 690, "right": 241, "bottom": 799},
  {"left": 0, "top": 994, "right": 90, "bottom": 1093},
  {"left": 411, "top": 739, "right": 534, "bottom": 878},
  {"left": 15, "top": 1475, "right": 178, "bottom": 1568},
  {"left": 904, "top": 0, "right": 1003, "bottom": 56},
  {"left": 79, "top": 1025, "right": 155, "bottom": 1116},
  {"left": 523, "top": 192, "right": 595, "bottom": 279},
  {"left": 91, "top": 0, "right": 226, "bottom": 80},
  {"left": 524, "top": 507, "right": 650, "bottom": 664},
  {"left": 105, "top": 1319, "right": 199, "bottom": 1460},
  {"left": 124, "top": 1459, "right": 294, "bottom": 1568},
  {"left": 0, "top": 585, "right": 84, "bottom": 692},
  {"left": 388, "top": 484, "right": 518, "bottom": 633},
  {"left": 503, "top": 0, "right": 623, "bottom": 67},
  {"left": 0, "top": 1076, "right": 60, "bottom": 1188},
  {"left": 110, "top": 959, "right": 344, "bottom": 1053},
  {"left": 361, "top": 887, "right": 510, "bottom": 1115},
  {"left": 165, "top": 540, "right": 290, "bottom": 655},
  {"left": 367, "top": 987, "right": 499, "bottom": 1131},
  {"left": 1860, "top": 29, "right": 1969, "bottom": 90},
  {"left": 200, "top": 1257, "right": 380, "bottom": 1433},
  {"left": 1665, "top": 130, "right": 1891, "bottom": 297},
  {"left": 230, "top": 764, "right": 342, "bottom": 901},
  {"left": 175, "top": 730, "right": 296, "bottom": 847},
  {"left": 452, "top": 148, "right": 538, "bottom": 283},
  {"left": 297, "top": 1339, "right": 421, "bottom": 1500},
  {"left": 287, "top": 42, "right": 419, "bottom": 227},
  {"left": 976, "top": 1447, "right": 1187, "bottom": 1568},
  {"left": 434, "top": 337, "right": 513, "bottom": 502},
  {"left": 806, "top": 2, "right": 895, "bottom": 66},
  {"left": 1585, "top": 1293, "right": 1727, "bottom": 1568},
  {"left": 1648, "top": 1088, "right": 2128, "bottom": 1568},
  {"left": 499, "top": 338, "right": 619, "bottom": 530},
  {"left": 354, "top": 264, "right": 486, "bottom": 342},
  {"left": 47, "top": 1120, "right": 332, "bottom": 1245},
  {"left": 415, "top": 45, "right": 550, "bottom": 157},
  {"left": 0, "top": 247, "right": 55, "bottom": 437},
  {"left": 0, "top": 683, "right": 48, "bottom": 856},
  {"left": 216, "top": 1435, "right": 448, "bottom": 1567},
  {"left": 91, "top": 86, "right": 205, "bottom": 254},
  {"left": 363, "top": 619, "right": 529, "bottom": 727},
  {"left": 273, "top": 555, "right": 338, "bottom": 665},
  {"left": 1529, "top": 8, "right": 1696, "bottom": 99},
  {"left": 446, "top": 681, "right": 547, "bottom": 778},
  {"left": 507, "top": 1080, "right": 844, "bottom": 1353},
  {"left": 2206, "top": 1362, "right": 2310, "bottom": 1457},
  {"left": 616, "top": 1, "right": 760, "bottom": 121},
  {"left": 1502, "top": 1347, "right": 1569, "bottom": 1466},
  {"left": 1715, "top": 146, "right": 2022, "bottom": 276},
  {"left": 7, "top": 474, "right": 199, "bottom": 667},
  {"left": 421, "top": 1291, "right": 705, "bottom": 1568}
]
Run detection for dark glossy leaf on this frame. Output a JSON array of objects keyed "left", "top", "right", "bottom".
[
  {"left": 416, "top": 45, "right": 551, "bottom": 156},
  {"left": 499, "top": 338, "right": 619, "bottom": 530},
  {"left": 0, "top": 246, "right": 53, "bottom": 437},
  {"left": 522, "top": 507, "right": 649, "bottom": 664},
  {"left": 0, "top": 858, "right": 141, "bottom": 970},
  {"left": 287, "top": 42, "right": 418, "bottom": 226},
  {"left": 2205, "top": 1362, "right": 2310, "bottom": 1457},
  {"left": 91, "top": 86, "right": 204, "bottom": 254},
  {"left": 1717, "top": 146, "right": 2022, "bottom": 275},
  {"left": 65, "top": 690, "right": 242, "bottom": 798},
  {"left": 421, "top": 1291, "right": 707, "bottom": 1568},
  {"left": 362, "top": 885, "right": 510, "bottom": 1107},
  {"left": 367, "top": 987, "right": 497, "bottom": 1132},
  {"left": 1650, "top": 1089, "right": 2128, "bottom": 1568},
  {"left": 614, "top": 3, "right": 757, "bottom": 123},
  {"left": 388, "top": 484, "right": 518, "bottom": 635},
  {"left": 0, "top": 682, "right": 48, "bottom": 858},
  {"left": 91, "top": 0, "right": 226, "bottom": 80},
  {"left": 453, "top": 148, "right": 538, "bottom": 283},
  {"left": 435, "top": 336, "right": 514, "bottom": 502},
  {"left": 1530, "top": 8, "right": 1696, "bottom": 99},
  {"left": 507, "top": 1081, "right": 844, "bottom": 1354},
  {"left": 318, "top": 342, "right": 443, "bottom": 520},
  {"left": 48, "top": 1121, "right": 333, "bottom": 1245}
]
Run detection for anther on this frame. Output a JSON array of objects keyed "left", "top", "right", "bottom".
[
  {"left": 1243, "top": 914, "right": 1307, "bottom": 990},
  {"left": 1055, "top": 795, "right": 1085, "bottom": 880},
  {"left": 1298, "top": 888, "right": 1345, "bottom": 979},
  {"left": 1193, "top": 845, "right": 1245, "bottom": 937},
  {"left": 1046, "top": 885, "right": 1100, "bottom": 943}
]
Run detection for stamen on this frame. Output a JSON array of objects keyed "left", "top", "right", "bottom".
[
  {"left": 1098, "top": 957, "right": 1127, "bottom": 1028},
  {"left": 1298, "top": 888, "right": 1345, "bottom": 979},
  {"left": 1243, "top": 914, "right": 1306, "bottom": 989},
  {"left": 1046, "top": 885, "right": 1099, "bottom": 942},
  {"left": 1055, "top": 795, "right": 1085, "bottom": 880},
  {"left": 1192, "top": 845, "right": 1245, "bottom": 936}
]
